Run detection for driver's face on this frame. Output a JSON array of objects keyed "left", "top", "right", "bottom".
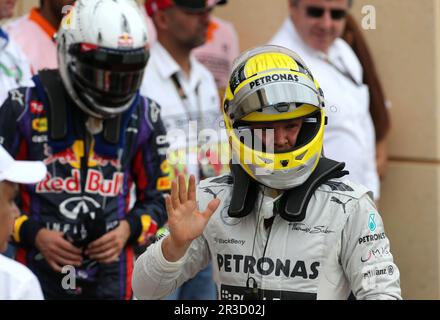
[{"left": 251, "top": 118, "right": 303, "bottom": 152}]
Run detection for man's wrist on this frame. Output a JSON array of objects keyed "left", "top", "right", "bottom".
[{"left": 161, "top": 236, "right": 191, "bottom": 262}]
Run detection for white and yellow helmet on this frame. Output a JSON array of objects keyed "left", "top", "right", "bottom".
[{"left": 223, "top": 45, "right": 326, "bottom": 190}]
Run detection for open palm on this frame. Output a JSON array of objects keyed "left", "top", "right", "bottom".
[{"left": 165, "top": 174, "right": 220, "bottom": 248}]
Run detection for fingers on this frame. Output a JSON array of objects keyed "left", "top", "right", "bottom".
[
  {"left": 89, "top": 248, "right": 118, "bottom": 262},
  {"left": 57, "top": 237, "right": 83, "bottom": 255},
  {"left": 87, "top": 232, "right": 113, "bottom": 251},
  {"left": 187, "top": 175, "right": 196, "bottom": 202},
  {"left": 47, "top": 260, "right": 63, "bottom": 273},
  {"left": 178, "top": 174, "right": 187, "bottom": 203},
  {"left": 86, "top": 240, "right": 114, "bottom": 257},
  {"left": 171, "top": 178, "right": 180, "bottom": 209},
  {"left": 203, "top": 198, "right": 221, "bottom": 220},
  {"left": 165, "top": 195, "right": 174, "bottom": 217},
  {"left": 52, "top": 247, "right": 83, "bottom": 266},
  {"left": 52, "top": 254, "right": 82, "bottom": 268}
]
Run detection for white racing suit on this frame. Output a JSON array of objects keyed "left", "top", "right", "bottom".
[{"left": 132, "top": 174, "right": 402, "bottom": 300}]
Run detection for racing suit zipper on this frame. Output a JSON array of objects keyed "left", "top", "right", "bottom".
[
  {"left": 260, "top": 218, "right": 273, "bottom": 299},
  {"left": 81, "top": 131, "right": 91, "bottom": 194}
]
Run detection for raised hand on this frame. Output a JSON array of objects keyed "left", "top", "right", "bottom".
[{"left": 162, "top": 174, "right": 220, "bottom": 262}]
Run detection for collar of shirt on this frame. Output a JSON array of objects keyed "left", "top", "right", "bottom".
[
  {"left": 28, "top": 7, "right": 57, "bottom": 41},
  {"left": 0, "top": 28, "right": 9, "bottom": 51},
  {"left": 283, "top": 18, "right": 361, "bottom": 85},
  {"left": 151, "top": 42, "right": 203, "bottom": 92}
]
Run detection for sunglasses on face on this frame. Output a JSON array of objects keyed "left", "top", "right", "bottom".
[{"left": 305, "top": 6, "right": 347, "bottom": 20}]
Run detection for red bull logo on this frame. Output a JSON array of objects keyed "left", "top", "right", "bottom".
[
  {"left": 36, "top": 169, "right": 124, "bottom": 197},
  {"left": 118, "top": 33, "right": 134, "bottom": 48},
  {"left": 85, "top": 170, "right": 124, "bottom": 197},
  {"left": 37, "top": 170, "right": 81, "bottom": 194},
  {"left": 43, "top": 140, "right": 121, "bottom": 169},
  {"left": 44, "top": 147, "right": 81, "bottom": 167},
  {"left": 43, "top": 141, "right": 83, "bottom": 168},
  {"left": 89, "top": 153, "right": 121, "bottom": 170}
]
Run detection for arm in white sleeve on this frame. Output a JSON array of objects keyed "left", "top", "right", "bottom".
[
  {"left": 340, "top": 194, "right": 402, "bottom": 300},
  {"left": 132, "top": 234, "right": 211, "bottom": 300}
]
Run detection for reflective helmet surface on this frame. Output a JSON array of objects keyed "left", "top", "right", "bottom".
[
  {"left": 223, "top": 45, "right": 326, "bottom": 190},
  {"left": 57, "top": 0, "right": 150, "bottom": 119}
]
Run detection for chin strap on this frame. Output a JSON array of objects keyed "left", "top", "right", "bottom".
[
  {"left": 276, "top": 158, "right": 348, "bottom": 222},
  {"left": 228, "top": 164, "right": 260, "bottom": 218},
  {"left": 37, "top": 70, "right": 68, "bottom": 141},
  {"left": 228, "top": 158, "right": 348, "bottom": 222},
  {"left": 36, "top": 69, "right": 122, "bottom": 145},
  {"left": 103, "top": 116, "right": 121, "bottom": 145}
]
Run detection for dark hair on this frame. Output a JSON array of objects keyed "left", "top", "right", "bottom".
[{"left": 291, "top": 0, "right": 353, "bottom": 8}]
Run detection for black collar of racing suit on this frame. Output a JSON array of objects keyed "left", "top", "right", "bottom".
[
  {"left": 36, "top": 69, "right": 122, "bottom": 145},
  {"left": 228, "top": 158, "right": 348, "bottom": 222}
]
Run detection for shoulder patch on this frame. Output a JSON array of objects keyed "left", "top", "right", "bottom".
[
  {"left": 9, "top": 89, "right": 25, "bottom": 107},
  {"left": 148, "top": 100, "right": 161, "bottom": 124}
]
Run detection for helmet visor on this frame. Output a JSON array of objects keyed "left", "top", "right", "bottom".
[
  {"left": 233, "top": 110, "right": 322, "bottom": 154},
  {"left": 69, "top": 44, "right": 149, "bottom": 108},
  {"left": 226, "top": 76, "right": 321, "bottom": 122}
]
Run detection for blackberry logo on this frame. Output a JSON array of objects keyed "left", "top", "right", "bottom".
[{"left": 221, "top": 289, "right": 232, "bottom": 300}]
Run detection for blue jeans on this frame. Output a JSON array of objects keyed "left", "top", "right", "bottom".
[{"left": 165, "top": 263, "right": 217, "bottom": 300}]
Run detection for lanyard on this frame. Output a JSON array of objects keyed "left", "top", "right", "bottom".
[
  {"left": 171, "top": 72, "right": 213, "bottom": 179},
  {"left": 170, "top": 72, "right": 204, "bottom": 127},
  {"left": 319, "top": 54, "right": 362, "bottom": 87}
]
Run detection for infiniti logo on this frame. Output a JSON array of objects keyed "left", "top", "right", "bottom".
[{"left": 59, "top": 196, "right": 101, "bottom": 220}]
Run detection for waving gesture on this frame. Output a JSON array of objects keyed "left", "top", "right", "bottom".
[{"left": 162, "top": 174, "right": 220, "bottom": 262}]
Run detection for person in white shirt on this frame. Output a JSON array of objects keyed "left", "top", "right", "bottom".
[
  {"left": 0, "top": 0, "right": 33, "bottom": 106},
  {"left": 141, "top": 0, "right": 228, "bottom": 300},
  {"left": 0, "top": 145, "right": 46, "bottom": 300},
  {"left": 270, "top": 0, "right": 380, "bottom": 201}
]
